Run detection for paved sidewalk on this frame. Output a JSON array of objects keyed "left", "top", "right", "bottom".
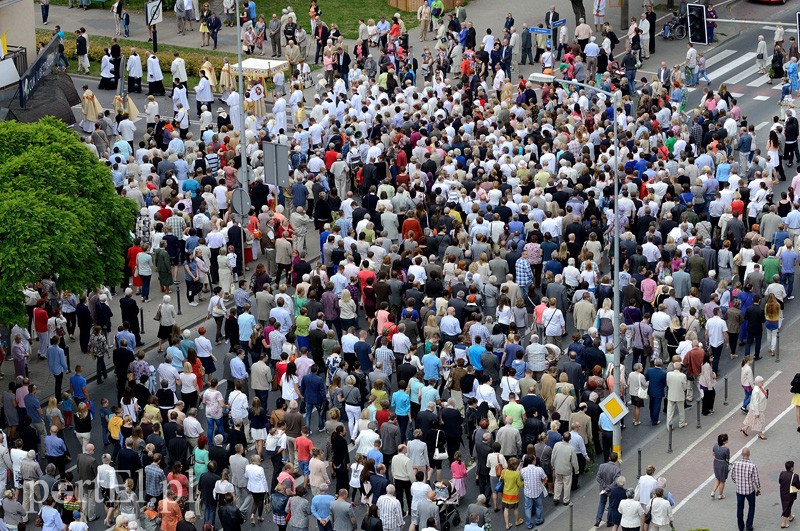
[{"left": 37, "top": 0, "right": 703, "bottom": 85}]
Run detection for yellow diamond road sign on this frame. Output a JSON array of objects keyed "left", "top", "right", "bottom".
[{"left": 599, "top": 392, "right": 629, "bottom": 424}]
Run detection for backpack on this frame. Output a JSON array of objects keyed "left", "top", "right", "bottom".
[{"left": 599, "top": 316, "right": 614, "bottom": 337}]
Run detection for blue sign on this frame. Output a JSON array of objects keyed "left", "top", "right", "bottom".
[
  {"left": 529, "top": 27, "right": 551, "bottom": 34},
  {"left": 552, "top": 18, "right": 566, "bottom": 27},
  {"left": 19, "top": 36, "right": 60, "bottom": 108}
]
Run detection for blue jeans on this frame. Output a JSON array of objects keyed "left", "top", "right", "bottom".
[
  {"left": 596, "top": 491, "right": 609, "bottom": 524},
  {"left": 625, "top": 70, "right": 636, "bottom": 90},
  {"left": 203, "top": 503, "right": 216, "bottom": 524},
  {"left": 206, "top": 416, "right": 226, "bottom": 441},
  {"left": 743, "top": 386, "right": 753, "bottom": 410},
  {"left": 524, "top": 493, "right": 544, "bottom": 527},
  {"left": 305, "top": 402, "right": 325, "bottom": 431},
  {"left": 782, "top": 272, "right": 795, "bottom": 297},
  {"left": 140, "top": 275, "right": 151, "bottom": 300},
  {"left": 745, "top": 332, "right": 762, "bottom": 359},
  {"left": 695, "top": 69, "right": 710, "bottom": 85},
  {"left": 317, "top": 521, "right": 333, "bottom": 531},
  {"left": 41, "top": 3, "right": 49, "bottom": 22},
  {"left": 736, "top": 491, "right": 756, "bottom": 531}
]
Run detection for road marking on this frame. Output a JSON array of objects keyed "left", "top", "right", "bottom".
[
  {"left": 756, "top": 121, "right": 770, "bottom": 130},
  {"left": 705, "top": 49, "right": 739, "bottom": 68},
  {"left": 673, "top": 402, "right": 794, "bottom": 514},
  {"left": 747, "top": 75, "right": 770, "bottom": 88},
  {"left": 762, "top": 26, "right": 798, "bottom": 33},
  {"left": 725, "top": 66, "right": 760, "bottom": 86},
  {"left": 655, "top": 370, "right": 782, "bottom": 479},
  {"left": 709, "top": 52, "right": 757, "bottom": 81},
  {"left": 753, "top": 95, "right": 770, "bottom": 101},
  {"left": 730, "top": 92, "right": 744, "bottom": 98}
]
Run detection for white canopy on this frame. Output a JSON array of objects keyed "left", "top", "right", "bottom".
[{"left": 230, "top": 58, "right": 289, "bottom": 78}]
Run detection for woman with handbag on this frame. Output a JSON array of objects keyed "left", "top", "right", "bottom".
[
  {"left": 779, "top": 461, "right": 800, "bottom": 527},
  {"left": 628, "top": 363, "right": 648, "bottom": 426},
  {"left": 499, "top": 457, "right": 525, "bottom": 529},
  {"left": 710, "top": 433, "right": 730, "bottom": 500}
]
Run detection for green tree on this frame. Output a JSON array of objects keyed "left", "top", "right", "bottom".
[{"left": 0, "top": 118, "right": 137, "bottom": 326}]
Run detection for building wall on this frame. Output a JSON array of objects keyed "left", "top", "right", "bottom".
[{"left": 0, "top": 0, "right": 37, "bottom": 66}]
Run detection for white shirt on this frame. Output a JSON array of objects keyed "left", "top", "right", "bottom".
[
  {"left": 705, "top": 316, "right": 728, "bottom": 347},
  {"left": 244, "top": 464, "right": 268, "bottom": 493},
  {"left": 229, "top": 389, "right": 249, "bottom": 419}
]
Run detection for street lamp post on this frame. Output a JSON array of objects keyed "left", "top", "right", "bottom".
[{"left": 528, "top": 73, "right": 622, "bottom": 458}]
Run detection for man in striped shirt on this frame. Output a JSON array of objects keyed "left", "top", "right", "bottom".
[{"left": 377, "top": 485, "right": 404, "bottom": 531}]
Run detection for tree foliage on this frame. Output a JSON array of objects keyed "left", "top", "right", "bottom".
[{"left": 0, "top": 118, "right": 137, "bottom": 326}]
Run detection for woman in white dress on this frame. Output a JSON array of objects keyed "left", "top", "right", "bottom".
[{"left": 217, "top": 247, "right": 232, "bottom": 299}]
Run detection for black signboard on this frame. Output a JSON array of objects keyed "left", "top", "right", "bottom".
[{"left": 19, "top": 36, "right": 60, "bottom": 108}]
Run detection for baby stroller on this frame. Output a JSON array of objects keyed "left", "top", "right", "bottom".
[
  {"left": 435, "top": 481, "right": 461, "bottom": 531},
  {"left": 607, "top": 60, "right": 625, "bottom": 84}
]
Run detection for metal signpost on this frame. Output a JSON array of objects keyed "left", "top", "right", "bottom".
[{"left": 145, "top": 0, "right": 163, "bottom": 53}]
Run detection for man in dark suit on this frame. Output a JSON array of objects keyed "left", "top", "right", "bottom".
[
  {"left": 119, "top": 290, "right": 141, "bottom": 346},
  {"left": 441, "top": 399, "right": 464, "bottom": 461},
  {"left": 545, "top": 6, "right": 560, "bottom": 28},
  {"left": 369, "top": 464, "right": 390, "bottom": 499},
  {"left": 645, "top": 358, "right": 668, "bottom": 425}
]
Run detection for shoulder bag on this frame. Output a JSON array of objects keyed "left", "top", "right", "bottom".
[
  {"left": 153, "top": 304, "right": 162, "bottom": 321},
  {"left": 433, "top": 431, "right": 448, "bottom": 461}
]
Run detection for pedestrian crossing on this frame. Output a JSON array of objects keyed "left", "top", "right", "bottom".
[{"left": 686, "top": 45, "right": 786, "bottom": 96}]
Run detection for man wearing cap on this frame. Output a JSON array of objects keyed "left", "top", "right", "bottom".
[{"left": 177, "top": 511, "right": 197, "bottom": 531}]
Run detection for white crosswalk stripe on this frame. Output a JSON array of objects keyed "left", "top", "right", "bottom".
[
  {"left": 708, "top": 52, "right": 757, "bottom": 81},
  {"left": 704, "top": 49, "right": 738, "bottom": 68}
]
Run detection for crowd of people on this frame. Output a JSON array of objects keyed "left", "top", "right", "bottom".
[{"left": 24, "top": 0, "right": 800, "bottom": 531}]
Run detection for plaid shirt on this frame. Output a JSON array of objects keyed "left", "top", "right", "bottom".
[
  {"left": 376, "top": 494, "right": 404, "bottom": 530},
  {"left": 375, "top": 346, "right": 394, "bottom": 375},
  {"left": 515, "top": 259, "right": 533, "bottom": 289},
  {"left": 521, "top": 464, "right": 547, "bottom": 498},
  {"left": 145, "top": 463, "right": 166, "bottom": 497},
  {"left": 469, "top": 323, "right": 490, "bottom": 345},
  {"left": 166, "top": 214, "right": 186, "bottom": 236},
  {"left": 731, "top": 458, "right": 760, "bottom": 495}
]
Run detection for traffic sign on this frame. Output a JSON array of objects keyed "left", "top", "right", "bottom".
[
  {"left": 145, "top": 0, "right": 163, "bottom": 26},
  {"left": 529, "top": 27, "right": 551, "bottom": 34},
  {"left": 230, "top": 188, "right": 251, "bottom": 217},
  {"left": 599, "top": 392, "right": 629, "bottom": 424},
  {"left": 552, "top": 18, "right": 566, "bottom": 27}
]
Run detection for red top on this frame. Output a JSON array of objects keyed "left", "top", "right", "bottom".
[
  {"left": 33, "top": 307, "right": 49, "bottom": 334},
  {"left": 295, "top": 435, "right": 314, "bottom": 461}
]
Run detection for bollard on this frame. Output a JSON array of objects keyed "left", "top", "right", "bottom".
[
  {"left": 696, "top": 399, "right": 702, "bottom": 428},
  {"left": 776, "top": 329, "right": 780, "bottom": 363},
  {"left": 637, "top": 447, "right": 642, "bottom": 478},
  {"left": 667, "top": 425, "right": 673, "bottom": 453},
  {"left": 176, "top": 282, "right": 182, "bottom": 315},
  {"left": 723, "top": 377, "right": 729, "bottom": 406},
  {"left": 569, "top": 503, "right": 574, "bottom": 531},
  {"left": 140, "top": 307, "right": 145, "bottom": 334}
]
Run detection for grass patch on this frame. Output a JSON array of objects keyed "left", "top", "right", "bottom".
[
  {"left": 39, "top": 28, "right": 233, "bottom": 87},
  {"left": 47, "top": 0, "right": 419, "bottom": 39}
]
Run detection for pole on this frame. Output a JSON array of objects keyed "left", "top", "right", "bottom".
[
  {"left": 621, "top": 2, "right": 629, "bottom": 41},
  {"left": 637, "top": 447, "right": 642, "bottom": 478},
  {"left": 667, "top": 424, "right": 673, "bottom": 453},
  {"left": 723, "top": 377, "right": 729, "bottom": 405},
  {"left": 696, "top": 398, "right": 701, "bottom": 428},
  {"left": 776, "top": 329, "right": 780, "bottom": 363},
  {"left": 611, "top": 95, "right": 621, "bottom": 461},
  {"left": 235, "top": 0, "right": 247, "bottom": 163},
  {"left": 569, "top": 503, "right": 574, "bottom": 531},
  {"left": 152, "top": 24, "right": 158, "bottom": 53},
  {"left": 140, "top": 307, "right": 145, "bottom": 334},
  {"left": 176, "top": 283, "right": 182, "bottom": 315}
]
